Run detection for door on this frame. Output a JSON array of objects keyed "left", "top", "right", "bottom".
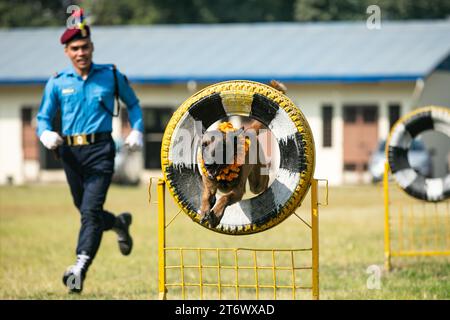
[
  {"left": 343, "top": 105, "right": 378, "bottom": 177},
  {"left": 39, "top": 108, "right": 63, "bottom": 169},
  {"left": 143, "top": 108, "right": 173, "bottom": 169}
]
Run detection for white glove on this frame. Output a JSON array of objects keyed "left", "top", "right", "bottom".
[
  {"left": 40, "top": 130, "right": 63, "bottom": 150},
  {"left": 125, "top": 129, "right": 143, "bottom": 151}
]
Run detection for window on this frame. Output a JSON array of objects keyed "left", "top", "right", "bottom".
[
  {"left": 344, "top": 105, "right": 378, "bottom": 123},
  {"left": 343, "top": 106, "right": 357, "bottom": 123},
  {"left": 362, "top": 107, "right": 378, "bottom": 123},
  {"left": 322, "top": 105, "right": 333, "bottom": 147},
  {"left": 21, "top": 107, "right": 39, "bottom": 161}
]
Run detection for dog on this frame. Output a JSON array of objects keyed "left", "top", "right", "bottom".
[
  {"left": 198, "top": 120, "right": 270, "bottom": 228},
  {"left": 197, "top": 80, "right": 287, "bottom": 228}
]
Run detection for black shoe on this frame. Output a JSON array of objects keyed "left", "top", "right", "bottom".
[
  {"left": 62, "top": 254, "right": 90, "bottom": 293},
  {"left": 114, "top": 213, "right": 133, "bottom": 256}
]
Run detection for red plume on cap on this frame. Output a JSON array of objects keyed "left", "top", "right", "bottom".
[
  {"left": 72, "top": 8, "right": 84, "bottom": 20},
  {"left": 60, "top": 8, "right": 90, "bottom": 45}
]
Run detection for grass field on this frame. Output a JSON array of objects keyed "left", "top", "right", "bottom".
[{"left": 0, "top": 180, "right": 449, "bottom": 300}]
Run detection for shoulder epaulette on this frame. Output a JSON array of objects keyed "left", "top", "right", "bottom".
[{"left": 94, "top": 63, "right": 115, "bottom": 70}]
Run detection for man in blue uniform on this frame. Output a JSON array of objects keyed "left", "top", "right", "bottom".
[{"left": 36, "top": 18, "right": 144, "bottom": 293}]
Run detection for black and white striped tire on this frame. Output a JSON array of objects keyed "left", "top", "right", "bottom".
[
  {"left": 387, "top": 106, "right": 450, "bottom": 202},
  {"left": 161, "top": 80, "right": 315, "bottom": 235}
]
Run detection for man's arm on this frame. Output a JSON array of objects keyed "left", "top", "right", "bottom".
[
  {"left": 116, "top": 69, "right": 144, "bottom": 150},
  {"left": 116, "top": 70, "right": 143, "bottom": 133},
  {"left": 36, "top": 77, "right": 63, "bottom": 149},
  {"left": 37, "top": 77, "right": 59, "bottom": 137}
]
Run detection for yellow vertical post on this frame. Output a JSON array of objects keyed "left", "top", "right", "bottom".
[
  {"left": 216, "top": 249, "right": 222, "bottom": 300},
  {"left": 253, "top": 251, "right": 259, "bottom": 300},
  {"left": 311, "top": 179, "right": 319, "bottom": 300},
  {"left": 383, "top": 162, "right": 392, "bottom": 271},
  {"left": 290, "top": 251, "right": 296, "bottom": 300},
  {"left": 157, "top": 178, "right": 167, "bottom": 300},
  {"left": 198, "top": 249, "right": 204, "bottom": 300},
  {"left": 271, "top": 250, "right": 277, "bottom": 300},
  {"left": 234, "top": 249, "right": 239, "bottom": 300}
]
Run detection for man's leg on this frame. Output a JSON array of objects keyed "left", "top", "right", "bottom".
[
  {"left": 61, "top": 139, "right": 133, "bottom": 293},
  {"left": 78, "top": 173, "right": 133, "bottom": 257},
  {"left": 59, "top": 146, "right": 91, "bottom": 293},
  {"left": 60, "top": 146, "right": 84, "bottom": 209},
  {"left": 77, "top": 173, "right": 113, "bottom": 259},
  {"left": 60, "top": 144, "right": 117, "bottom": 234},
  {"left": 101, "top": 209, "right": 133, "bottom": 255},
  {"left": 102, "top": 210, "right": 116, "bottom": 231}
]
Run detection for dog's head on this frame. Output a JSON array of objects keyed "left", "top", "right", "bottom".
[{"left": 201, "top": 127, "right": 245, "bottom": 179}]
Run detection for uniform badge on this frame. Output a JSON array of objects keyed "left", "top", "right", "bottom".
[{"left": 62, "top": 88, "right": 75, "bottom": 95}]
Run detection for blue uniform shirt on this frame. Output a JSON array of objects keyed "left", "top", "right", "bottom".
[{"left": 37, "top": 63, "right": 143, "bottom": 137}]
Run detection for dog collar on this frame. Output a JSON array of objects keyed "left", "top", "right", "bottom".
[{"left": 199, "top": 122, "right": 250, "bottom": 182}]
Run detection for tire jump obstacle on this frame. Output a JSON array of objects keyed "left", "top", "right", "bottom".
[
  {"left": 384, "top": 106, "right": 450, "bottom": 270},
  {"left": 153, "top": 80, "right": 327, "bottom": 299}
]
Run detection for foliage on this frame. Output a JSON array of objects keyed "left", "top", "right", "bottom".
[
  {"left": 294, "top": 0, "right": 450, "bottom": 21},
  {"left": 1, "top": 0, "right": 449, "bottom": 28}
]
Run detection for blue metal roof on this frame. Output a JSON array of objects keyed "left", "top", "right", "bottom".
[{"left": 1, "top": 21, "right": 450, "bottom": 85}]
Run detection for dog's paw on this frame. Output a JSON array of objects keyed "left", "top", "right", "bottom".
[
  {"left": 207, "top": 213, "right": 221, "bottom": 228},
  {"left": 200, "top": 218, "right": 208, "bottom": 225},
  {"left": 199, "top": 210, "right": 211, "bottom": 224},
  {"left": 198, "top": 210, "right": 221, "bottom": 228}
]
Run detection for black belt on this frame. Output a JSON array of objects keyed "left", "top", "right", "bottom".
[{"left": 64, "top": 132, "right": 112, "bottom": 146}]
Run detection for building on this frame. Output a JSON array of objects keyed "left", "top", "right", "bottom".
[{"left": 1, "top": 21, "right": 449, "bottom": 185}]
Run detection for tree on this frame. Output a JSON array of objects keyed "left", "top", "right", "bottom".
[
  {"left": 0, "top": 0, "right": 70, "bottom": 27},
  {"left": 294, "top": 0, "right": 450, "bottom": 21},
  {"left": 87, "top": 0, "right": 296, "bottom": 25},
  {"left": 1, "top": 0, "right": 449, "bottom": 28}
]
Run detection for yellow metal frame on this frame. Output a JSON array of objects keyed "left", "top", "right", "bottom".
[
  {"left": 155, "top": 178, "right": 324, "bottom": 300},
  {"left": 383, "top": 162, "right": 450, "bottom": 271}
]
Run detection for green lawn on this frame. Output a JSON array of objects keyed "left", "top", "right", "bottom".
[{"left": 0, "top": 181, "right": 449, "bottom": 299}]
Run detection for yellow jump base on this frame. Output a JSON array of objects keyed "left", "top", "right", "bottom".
[
  {"left": 383, "top": 162, "right": 450, "bottom": 271},
  {"left": 153, "top": 178, "right": 325, "bottom": 300}
]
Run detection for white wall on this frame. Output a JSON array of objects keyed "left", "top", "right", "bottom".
[
  {"left": 0, "top": 81, "right": 420, "bottom": 185},
  {"left": 278, "top": 82, "right": 416, "bottom": 185},
  {"left": 134, "top": 81, "right": 417, "bottom": 185},
  {"left": 0, "top": 105, "right": 23, "bottom": 184},
  {"left": 133, "top": 83, "right": 201, "bottom": 108},
  {"left": 0, "top": 86, "right": 53, "bottom": 184},
  {"left": 0, "top": 86, "right": 42, "bottom": 184}
]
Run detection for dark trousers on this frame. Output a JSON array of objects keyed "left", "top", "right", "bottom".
[{"left": 59, "top": 138, "right": 117, "bottom": 259}]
